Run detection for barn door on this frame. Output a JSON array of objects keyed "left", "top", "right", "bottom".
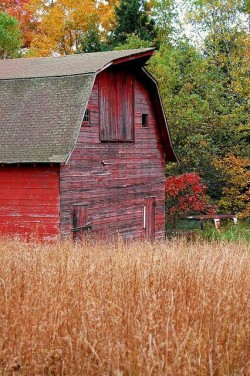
[
  {"left": 144, "top": 197, "right": 156, "bottom": 241},
  {"left": 99, "top": 68, "right": 134, "bottom": 141},
  {"left": 72, "top": 204, "right": 91, "bottom": 241}
]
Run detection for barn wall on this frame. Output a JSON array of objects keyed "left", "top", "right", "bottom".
[
  {"left": 0, "top": 165, "right": 60, "bottom": 240},
  {"left": 60, "top": 67, "right": 166, "bottom": 240}
]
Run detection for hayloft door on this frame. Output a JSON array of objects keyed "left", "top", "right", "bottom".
[
  {"left": 144, "top": 197, "right": 156, "bottom": 241},
  {"left": 72, "top": 204, "right": 91, "bottom": 241}
]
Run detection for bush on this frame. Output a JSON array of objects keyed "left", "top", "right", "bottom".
[{"left": 165, "top": 173, "right": 215, "bottom": 234}]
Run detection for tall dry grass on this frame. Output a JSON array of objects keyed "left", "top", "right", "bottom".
[{"left": 0, "top": 238, "right": 249, "bottom": 375}]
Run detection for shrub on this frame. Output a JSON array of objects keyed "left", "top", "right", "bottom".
[{"left": 165, "top": 172, "right": 215, "bottom": 232}]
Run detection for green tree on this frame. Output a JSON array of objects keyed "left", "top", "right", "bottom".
[
  {"left": 244, "top": 0, "right": 250, "bottom": 13},
  {"left": 114, "top": 33, "right": 152, "bottom": 50},
  {"left": 76, "top": 26, "right": 107, "bottom": 53},
  {"left": 187, "top": 0, "right": 250, "bottom": 202},
  {"left": 149, "top": 41, "right": 224, "bottom": 199},
  {"left": 110, "top": 0, "right": 156, "bottom": 47},
  {"left": 149, "top": 0, "right": 249, "bottom": 213},
  {"left": 152, "top": 0, "right": 179, "bottom": 45},
  {"left": 0, "top": 12, "right": 22, "bottom": 59}
]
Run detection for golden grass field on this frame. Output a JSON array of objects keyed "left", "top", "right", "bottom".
[{"left": 0, "top": 238, "right": 249, "bottom": 375}]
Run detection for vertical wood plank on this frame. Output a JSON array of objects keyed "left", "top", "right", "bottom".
[
  {"left": 117, "top": 70, "right": 134, "bottom": 141},
  {"left": 99, "top": 70, "right": 118, "bottom": 140},
  {"left": 145, "top": 196, "right": 156, "bottom": 241}
]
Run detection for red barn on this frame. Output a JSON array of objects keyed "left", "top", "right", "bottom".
[{"left": 0, "top": 48, "right": 177, "bottom": 241}]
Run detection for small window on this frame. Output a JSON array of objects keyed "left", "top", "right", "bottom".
[
  {"left": 82, "top": 109, "right": 90, "bottom": 125},
  {"left": 142, "top": 113, "right": 148, "bottom": 128}
]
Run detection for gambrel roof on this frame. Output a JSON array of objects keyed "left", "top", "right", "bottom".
[{"left": 0, "top": 48, "right": 177, "bottom": 163}]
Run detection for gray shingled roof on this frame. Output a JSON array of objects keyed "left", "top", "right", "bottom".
[
  {"left": 0, "top": 74, "right": 94, "bottom": 163},
  {"left": 0, "top": 49, "right": 153, "bottom": 163},
  {"left": 0, "top": 48, "right": 153, "bottom": 79}
]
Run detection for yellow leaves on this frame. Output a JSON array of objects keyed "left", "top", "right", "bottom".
[
  {"left": 28, "top": 0, "right": 115, "bottom": 56},
  {"left": 97, "top": 0, "right": 119, "bottom": 32},
  {"left": 214, "top": 155, "right": 250, "bottom": 218}
]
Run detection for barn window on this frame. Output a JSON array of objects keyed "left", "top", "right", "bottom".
[
  {"left": 142, "top": 113, "right": 148, "bottom": 128},
  {"left": 82, "top": 109, "right": 90, "bottom": 125},
  {"left": 99, "top": 69, "right": 134, "bottom": 141}
]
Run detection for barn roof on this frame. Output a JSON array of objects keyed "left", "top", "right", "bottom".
[
  {"left": 0, "top": 48, "right": 153, "bottom": 79},
  {"left": 0, "top": 48, "right": 177, "bottom": 163},
  {"left": 0, "top": 74, "right": 94, "bottom": 163}
]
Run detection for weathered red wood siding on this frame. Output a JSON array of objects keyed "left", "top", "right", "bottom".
[
  {"left": 99, "top": 68, "right": 134, "bottom": 141},
  {"left": 0, "top": 165, "right": 60, "bottom": 240},
  {"left": 60, "top": 66, "right": 166, "bottom": 240}
]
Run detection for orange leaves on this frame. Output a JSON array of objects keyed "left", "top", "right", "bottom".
[
  {"left": 26, "top": 0, "right": 117, "bottom": 56},
  {"left": 97, "top": 0, "right": 119, "bottom": 32},
  {"left": 0, "top": 0, "right": 37, "bottom": 47},
  {"left": 28, "top": 0, "right": 99, "bottom": 56}
]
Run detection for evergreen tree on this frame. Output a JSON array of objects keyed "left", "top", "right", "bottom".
[
  {"left": 76, "top": 26, "right": 108, "bottom": 53},
  {"left": 110, "top": 0, "right": 156, "bottom": 47}
]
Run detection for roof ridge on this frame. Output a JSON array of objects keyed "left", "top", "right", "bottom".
[
  {"left": 0, "top": 47, "right": 154, "bottom": 63},
  {"left": 0, "top": 48, "right": 154, "bottom": 80}
]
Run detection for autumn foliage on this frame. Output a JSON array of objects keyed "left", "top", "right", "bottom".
[
  {"left": 165, "top": 173, "right": 215, "bottom": 224},
  {"left": 26, "top": 0, "right": 117, "bottom": 56},
  {"left": 215, "top": 155, "right": 250, "bottom": 218},
  {"left": 0, "top": 0, "right": 37, "bottom": 47}
]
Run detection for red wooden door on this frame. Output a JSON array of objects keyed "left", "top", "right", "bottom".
[
  {"left": 144, "top": 197, "right": 156, "bottom": 241},
  {"left": 72, "top": 204, "right": 91, "bottom": 241},
  {"left": 99, "top": 68, "right": 134, "bottom": 141},
  {"left": 116, "top": 70, "right": 134, "bottom": 140},
  {"left": 99, "top": 69, "right": 118, "bottom": 140}
]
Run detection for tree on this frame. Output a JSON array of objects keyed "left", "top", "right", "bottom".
[
  {"left": 0, "top": 11, "right": 22, "bottom": 59},
  {"left": 76, "top": 0, "right": 119, "bottom": 53},
  {"left": 0, "top": 0, "right": 37, "bottom": 48},
  {"left": 185, "top": 0, "right": 250, "bottom": 211},
  {"left": 151, "top": 0, "right": 179, "bottom": 46},
  {"left": 76, "top": 26, "right": 105, "bottom": 53},
  {"left": 149, "top": 41, "right": 225, "bottom": 199},
  {"left": 244, "top": 0, "right": 250, "bottom": 13},
  {"left": 110, "top": 0, "right": 156, "bottom": 47},
  {"left": 149, "top": 0, "right": 249, "bottom": 216},
  {"left": 165, "top": 173, "right": 215, "bottom": 231},
  {"left": 214, "top": 155, "right": 250, "bottom": 218},
  {"left": 114, "top": 33, "right": 152, "bottom": 50},
  {"left": 28, "top": 0, "right": 101, "bottom": 56}
]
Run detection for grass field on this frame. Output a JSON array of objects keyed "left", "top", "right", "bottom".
[{"left": 0, "top": 238, "right": 249, "bottom": 375}]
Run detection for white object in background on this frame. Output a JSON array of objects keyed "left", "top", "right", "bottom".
[
  {"left": 214, "top": 218, "right": 221, "bottom": 230},
  {"left": 143, "top": 206, "right": 146, "bottom": 229}
]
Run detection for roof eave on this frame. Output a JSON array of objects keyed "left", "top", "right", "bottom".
[
  {"left": 141, "top": 68, "right": 178, "bottom": 163},
  {"left": 97, "top": 49, "right": 155, "bottom": 74}
]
